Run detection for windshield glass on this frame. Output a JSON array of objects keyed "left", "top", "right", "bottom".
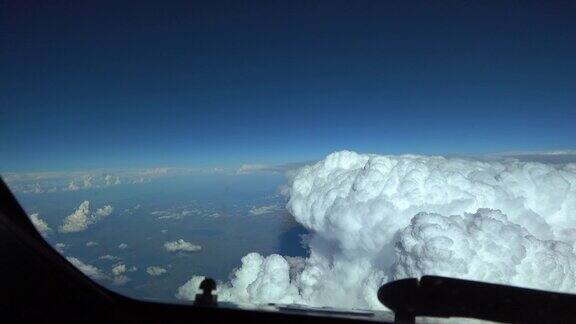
[{"left": 1, "top": 0, "right": 575, "bottom": 313}]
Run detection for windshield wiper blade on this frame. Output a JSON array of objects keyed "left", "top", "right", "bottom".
[{"left": 378, "top": 276, "right": 576, "bottom": 323}]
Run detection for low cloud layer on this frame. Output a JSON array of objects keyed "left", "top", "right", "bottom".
[
  {"left": 152, "top": 204, "right": 222, "bottom": 220},
  {"left": 3, "top": 167, "right": 227, "bottom": 194},
  {"left": 236, "top": 162, "right": 309, "bottom": 175},
  {"left": 59, "top": 201, "right": 113, "bottom": 233},
  {"left": 153, "top": 209, "right": 193, "bottom": 220},
  {"left": 164, "top": 239, "right": 202, "bottom": 252},
  {"left": 249, "top": 204, "right": 281, "bottom": 216},
  {"left": 178, "top": 150, "right": 576, "bottom": 310}
]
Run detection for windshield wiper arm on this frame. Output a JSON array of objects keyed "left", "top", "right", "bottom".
[{"left": 378, "top": 276, "right": 576, "bottom": 323}]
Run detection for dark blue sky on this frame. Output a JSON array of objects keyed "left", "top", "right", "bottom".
[{"left": 1, "top": 0, "right": 575, "bottom": 171}]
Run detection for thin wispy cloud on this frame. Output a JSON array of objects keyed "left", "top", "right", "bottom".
[{"left": 249, "top": 204, "right": 281, "bottom": 216}]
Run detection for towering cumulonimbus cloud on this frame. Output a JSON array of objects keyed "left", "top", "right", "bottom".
[{"left": 178, "top": 151, "right": 576, "bottom": 310}]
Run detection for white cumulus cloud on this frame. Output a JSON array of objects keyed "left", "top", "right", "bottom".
[
  {"left": 176, "top": 276, "right": 206, "bottom": 300},
  {"left": 111, "top": 263, "right": 127, "bottom": 276},
  {"left": 95, "top": 205, "right": 113, "bottom": 218},
  {"left": 164, "top": 239, "right": 202, "bottom": 252},
  {"left": 59, "top": 201, "right": 114, "bottom": 233},
  {"left": 110, "top": 263, "right": 133, "bottom": 285},
  {"left": 147, "top": 266, "right": 168, "bottom": 276},
  {"left": 178, "top": 150, "right": 576, "bottom": 310},
  {"left": 393, "top": 208, "right": 576, "bottom": 292},
  {"left": 67, "top": 257, "right": 106, "bottom": 280},
  {"left": 112, "top": 275, "right": 131, "bottom": 286}
]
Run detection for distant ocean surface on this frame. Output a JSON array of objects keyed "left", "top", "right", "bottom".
[{"left": 14, "top": 173, "right": 308, "bottom": 301}]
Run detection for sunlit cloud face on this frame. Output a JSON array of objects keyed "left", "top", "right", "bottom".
[
  {"left": 59, "top": 201, "right": 113, "bottom": 233},
  {"left": 111, "top": 263, "right": 126, "bottom": 276},
  {"left": 178, "top": 151, "right": 576, "bottom": 310}
]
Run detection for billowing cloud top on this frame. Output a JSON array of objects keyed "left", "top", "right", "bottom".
[
  {"left": 179, "top": 150, "right": 576, "bottom": 310},
  {"left": 393, "top": 208, "right": 576, "bottom": 292},
  {"left": 164, "top": 239, "right": 202, "bottom": 252},
  {"left": 59, "top": 201, "right": 113, "bottom": 233}
]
